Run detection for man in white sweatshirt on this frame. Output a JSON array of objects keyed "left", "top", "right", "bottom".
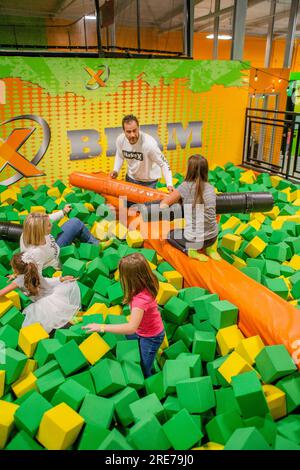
[{"left": 109, "top": 114, "right": 174, "bottom": 192}]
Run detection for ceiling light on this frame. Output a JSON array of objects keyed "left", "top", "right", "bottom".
[
  {"left": 85, "top": 15, "right": 96, "bottom": 19},
  {"left": 206, "top": 34, "right": 232, "bottom": 40}
]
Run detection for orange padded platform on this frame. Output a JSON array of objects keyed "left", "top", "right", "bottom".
[{"left": 145, "top": 235, "right": 300, "bottom": 364}]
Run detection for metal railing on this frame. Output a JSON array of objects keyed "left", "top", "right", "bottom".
[{"left": 243, "top": 107, "right": 300, "bottom": 182}]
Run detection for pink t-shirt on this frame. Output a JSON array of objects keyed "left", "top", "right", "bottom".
[{"left": 130, "top": 288, "right": 164, "bottom": 337}]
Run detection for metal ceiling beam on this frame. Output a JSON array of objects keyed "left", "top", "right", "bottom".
[
  {"left": 213, "top": 0, "right": 220, "bottom": 59},
  {"left": 231, "top": 0, "right": 248, "bottom": 60},
  {"left": 264, "top": 0, "right": 276, "bottom": 67},
  {"left": 157, "top": 0, "right": 202, "bottom": 28},
  {"left": 284, "top": 0, "right": 299, "bottom": 68}
]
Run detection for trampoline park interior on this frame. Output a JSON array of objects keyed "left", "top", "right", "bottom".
[{"left": 2, "top": 0, "right": 300, "bottom": 452}]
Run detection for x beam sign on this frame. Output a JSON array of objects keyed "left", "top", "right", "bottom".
[{"left": 0, "top": 127, "right": 44, "bottom": 177}]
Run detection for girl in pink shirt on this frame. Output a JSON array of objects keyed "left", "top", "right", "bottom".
[{"left": 83, "top": 253, "right": 165, "bottom": 377}]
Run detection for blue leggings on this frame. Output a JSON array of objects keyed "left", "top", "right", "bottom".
[
  {"left": 55, "top": 217, "right": 99, "bottom": 248},
  {"left": 126, "top": 330, "right": 165, "bottom": 378}
]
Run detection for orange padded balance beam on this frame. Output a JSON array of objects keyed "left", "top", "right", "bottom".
[
  {"left": 145, "top": 235, "right": 300, "bottom": 364},
  {"left": 69, "top": 171, "right": 165, "bottom": 203}
]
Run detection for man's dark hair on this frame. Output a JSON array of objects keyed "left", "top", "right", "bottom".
[{"left": 122, "top": 114, "right": 139, "bottom": 129}]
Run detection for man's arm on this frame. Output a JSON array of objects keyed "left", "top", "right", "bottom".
[
  {"left": 110, "top": 137, "right": 124, "bottom": 178},
  {"left": 148, "top": 144, "right": 173, "bottom": 190}
]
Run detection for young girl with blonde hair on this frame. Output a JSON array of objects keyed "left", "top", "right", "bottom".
[
  {"left": 83, "top": 253, "right": 165, "bottom": 377},
  {"left": 0, "top": 252, "right": 80, "bottom": 333},
  {"left": 20, "top": 206, "right": 108, "bottom": 272}
]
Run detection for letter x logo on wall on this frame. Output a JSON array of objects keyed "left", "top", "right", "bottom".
[
  {"left": 0, "top": 115, "right": 50, "bottom": 186},
  {"left": 85, "top": 65, "right": 110, "bottom": 90},
  {"left": 0, "top": 128, "right": 43, "bottom": 177}
]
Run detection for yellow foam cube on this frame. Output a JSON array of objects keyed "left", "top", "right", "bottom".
[
  {"left": 281, "top": 188, "right": 292, "bottom": 201},
  {"left": 92, "top": 220, "right": 109, "bottom": 240},
  {"left": 0, "top": 189, "right": 18, "bottom": 205},
  {"left": 0, "top": 371, "right": 5, "bottom": 398},
  {"left": 18, "top": 210, "right": 29, "bottom": 216},
  {"left": 147, "top": 260, "right": 157, "bottom": 271},
  {"left": 84, "top": 202, "right": 95, "bottom": 212},
  {"left": 58, "top": 216, "right": 69, "bottom": 227},
  {"left": 109, "top": 222, "right": 127, "bottom": 240},
  {"left": 114, "top": 269, "right": 120, "bottom": 281},
  {"left": 234, "top": 223, "right": 247, "bottom": 236},
  {"left": 263, "top": 384, "right": 286, "bottom": 420},
  {"left": 62, "top": 188, "right": 74, "bottom": 197},
  {"left": 108, "top": 305, "right": 122, "bottom": 316},
  {"left": 159, "top": 187, "right": 169, "bottom": 193},
  {"left": 218, "top": 351, "right": 255, "bottom": 384},
  {"left": 12, "top": 372, "right": 38, "bottom": 398},
  {"left": 239, "top": 170, "right": 256, "bottom": 184},
  {"left": 292, "top": 197, "right": 300, "bottom": 206},
  {"left": 291, "top": 189, "right": 300, "bottom": 201},
  {"left": 55, "top": 197, "right": 66, "bottom": 205},
  {"left": 79, "top": 332, "right": 110, "bottom": 365},
  {"left": 222, "top": 216, "right": 241, "bottom": 231},
  {"left": 47, "top": 187, "right": 61, "bottom": 199},
  {"left": 160, "top": 334, "right": 169, "bottom": 351},
  {"left": 221, "top": 234, "right": 242, "bottom": 252},
  {"left": 250, "top": 212, "right": 266, "bottom": 224},
  {"left": 37, "top": 403, "right": 84, "bottom": 450},
  {"left": 126, "top": 230, "right": 144, "bottom": 248},
  {"left": 289, "top": 300, "right": 298, "bottom": 306},
  {"left": 288, "top": 255, "right": 300, "bottom": 271},
  {"left": 5, "top": 291, "right": 21, "bottom": 310},
  {"left": 163, "top": 270, "right": 183, "bottom": 290},
  {"left": 30, "top": 206, "right": 46, "bottom": 214},
  {"left": 270, "top": 175, "right": 282, "bottom": 188},
  {"left": 20, "top": 359, "right": 38, "bottom": 378},
  {"left": 193, "top": 442, "right": 224, "bottom": 450},
  {"left": 0, "top": 298, "right": 13, "bottom": 318},
  {"left": 172, "top": 178, "right": 179, "bottom": 186},
  {"left": 53, "top": 271, "right": 62, "bottom": 278},
  {"left": 244, "top": 236, "right": 267, "bottom": 258},
  {"left": 263, "top": 206, "right": 280, "bottom": 220},
  {"left": 84, "top": 303, "right": 109, "bottom": 318},
  {"left": 0, "top": 400, "right": 19, "bottom": 449},
  {"left": 157, "top": 255, "right": 164, "bottom": 264},
  {"left": 248, "top": 220, "right": 261, "bottom": 231},
  {"left": 156, "top": 282, "right": 178, "bottom": 305},
  {"left": 232, "top": 255, "right": 247, "bottom": 270},
  {"left": 18, "top": 323, "right": 49, "bottom": 357},
  {"left": 216, "top": 325, "right": 245, "bottom": 356},
  {"left": 235, "top": 335, "right": 264, "bottom": 365}
]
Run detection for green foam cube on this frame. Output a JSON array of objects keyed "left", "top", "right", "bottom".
[
  {"left": 206, "top": 410, "right": 244, "bottom": 445},
  {"left": 192, "top": 330, "right": 216, "bottom": 362},
  {"left": 163, "top": 297, "right": 189, "bottom": 325},
  {"left": 208, "top": 300, "right": 238, "bottom": 330},
  {"left": 62, "top": 257, "right": 86, "bottom": 278},
  {"left": 54, "top": 340, "right": 88, "bottom": 376},
  {"left": 111, "top": 386, "right": 139, "bottom": 427},
  {"left": 14, "top": 391, "right": 52, "bottom": 436},
  {"left": 79, "top": 393, "right": 114, "bottom": 428},
  {"left": 162, "top": 409, "right": 203, "bottom": 450},
  {"left": 255, "top": 345, "right": 297, "bottom": 383},
  {"left": 128, "top": 414, "right": 171, "bottom": 450},
  {"left": 224, "top": 426, "right": 270, "bottom": 450},
  {"left": 231, "top": 370, "right": 269, "bottom": 418},
  {"left": 77, "top": 423, "right": 110, "bottom": 450},
  {"left": 90, "top": 358, "right": 126, "bottom": 395},
  {"left": 176, "top": 376, "right": 215, "bottom": 413},
  {"left": 51, "top": 378, "right": 89, "bottom": 410},
  {"left": 122, "top": 361, "right": 144, "bottom": 390}
]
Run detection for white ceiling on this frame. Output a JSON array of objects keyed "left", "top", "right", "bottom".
[{"left": 0, "top": 0, "right": 298, "bottom": 37}]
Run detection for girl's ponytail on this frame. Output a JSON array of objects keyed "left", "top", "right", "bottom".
[{"left": 24, "top": 262, "right": 40, "bottom": 297}]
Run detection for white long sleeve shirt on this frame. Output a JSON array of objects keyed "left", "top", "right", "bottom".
[
  {"left": 20, "top": 210, "right": 64, "bottom": 272},
  {"left": 113, "top": 131, "right": 173, "bottom": 187}
]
